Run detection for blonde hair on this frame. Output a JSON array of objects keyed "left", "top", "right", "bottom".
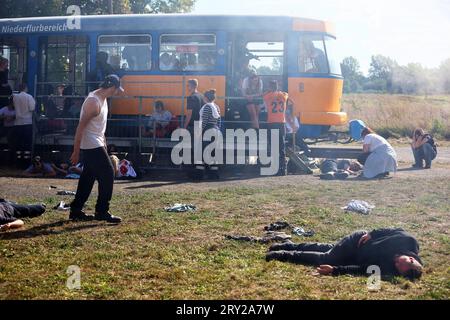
[{"left": 110, "top": 155, "right": 119, "bottom": 177}]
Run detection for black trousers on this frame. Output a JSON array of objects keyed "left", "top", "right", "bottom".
[
  {"left": 267, "top": 123, "right": 286, "bottom": 175},
  {"left": 70, "top": 147, "right": 114, "bottom": 214},
  {"left": 13, "top": 124, "right": 33, "bottom": 151},
  {"left": 271, "top": 230, "right": 367, "bottom": 266},
  {"left": 11, "top": 203, "right": 46, "bottom": 218}
]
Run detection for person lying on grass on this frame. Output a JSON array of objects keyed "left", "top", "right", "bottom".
[
  {"left": 266, "top": 228, "right": 423, "bottom": 281},
  {"left": 22, "top": 156, "right": 57, "bottom": 178},
  {"left": 0, "top": 199, "right": 46, "bottom": 232},
  {"left": 319, "top": 159, "right": 363, "bottom": 180}
]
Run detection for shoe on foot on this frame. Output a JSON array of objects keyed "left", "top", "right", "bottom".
[
  {"left": 266, "top": 251, "right": 290, "bottom": 262},
  {"left": 319, "top": 172, "right": 335, "bottom": 180},
  {"left": 69, "top": 210, "right": 95, "bottom": 221},
  {"left": 424, "top": 165, "right": 431, "bottom": 169},
  {"left": 335, "top": 171, "right": 350, "bottom": 180},
  {"left": 95, "top": 212, "right": 122, "bottom": 223},
  {"left": 412, "top": 163, "right": 423, "bottom": 169},
  {"left": 269, "top": 240, "right": 295, "bottom": 252}
]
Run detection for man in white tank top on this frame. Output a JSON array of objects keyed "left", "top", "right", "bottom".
[{"left": 69, "top": 75, "right": 124, "bottom": 223}]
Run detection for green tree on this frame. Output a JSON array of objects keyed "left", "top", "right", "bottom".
[
  {"left": 341, "top": 56, "right": 364, "bottom": 93},
  {"left": 130, "top": 0, "right": 196, "bottom": 13},
  {"left": 368, "top": 55, "right": 397, "bottom": 93},
  {"left": 0, "top": 0, "right": 196, "bottom": 18}
]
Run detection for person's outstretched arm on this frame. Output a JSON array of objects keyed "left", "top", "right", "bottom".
[
  {"left": 0, "top": 219, "right": 25, "bottom": 231},
  {"left": 317, "top": 265, "right": 367, "bottom": 276}
]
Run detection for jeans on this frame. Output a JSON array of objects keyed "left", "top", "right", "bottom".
[
  {"left": 412, "top": 143, "right": 436, "bottom": 167},
  {"left": 70, "top": 147, "right": 114, "bottom": 214},
  {"left": 11, "top": 203, "right": 46, "bottom": 218},
  {"left": 270, "top": 230, "right": 367, "bottom": 266},
  {"left": 267, "top": 123, "right": 286, "bottom": 175}
]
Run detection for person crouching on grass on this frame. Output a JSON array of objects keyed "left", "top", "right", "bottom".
[
  {"left": 411, "top": 128, "right": 437, "bottom": 169},
  {"left": 69, "top": 75, "right": 124, "bottom": 224}
]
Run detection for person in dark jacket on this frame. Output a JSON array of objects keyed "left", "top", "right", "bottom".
[
  {"left": 0, "top": 200, "right": 46, "bottom": 231},
  {"left": 266, "top": 228, "right": 423, "bottom": 280}
]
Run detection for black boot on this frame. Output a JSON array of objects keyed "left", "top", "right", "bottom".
[
  {"left": 69, "top": 210, "right": 95, "bottom": 221},
  {"left": 95, "top": 212, "right": 122, "bottom": 223}
]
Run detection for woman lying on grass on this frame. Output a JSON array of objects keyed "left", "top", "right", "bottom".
[
  {"left": 0, "top": 200, "right": 46, "bottom": 232},
  {"left": 266, "top": 228, "right": 423, "bottom": 281}
]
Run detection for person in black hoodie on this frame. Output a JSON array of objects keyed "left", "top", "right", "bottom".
[{"left": 266, "top": 228, "right": 423, "bottom": 280}]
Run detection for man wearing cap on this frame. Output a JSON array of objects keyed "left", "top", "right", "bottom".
[{"left": 69, "top": 75, "right": 124, "bottom": 223}]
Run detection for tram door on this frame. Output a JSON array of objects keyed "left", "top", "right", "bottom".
[
  {"left": 0, "top": 36, "right": 27, "bottom": 92},
  {"left": 226, "top": 33, "right": 286, "bottom": 125},
  {"left": 37, "top": 35, "right": 90, "bottom": 103}
]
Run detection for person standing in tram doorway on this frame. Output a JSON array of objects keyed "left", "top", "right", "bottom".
[
  {"left": 69, "top": 75, "right": 124, "bottom": 224},
  {"left": 263, "top": 80, "right": 288, "bottom": 176}
]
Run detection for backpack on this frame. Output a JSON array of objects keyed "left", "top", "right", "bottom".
[{"left": 424, "top": 134, "right": 437, "bottom": 154}]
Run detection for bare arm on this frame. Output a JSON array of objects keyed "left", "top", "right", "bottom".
[
  {"left": 70, "top": 98, "right": 100, "bottom": 165},
  {"left": 0, "top": 219, "right": 25, "bottom": 231},
  {"left": 363, "top": 144, "right": 370, "bottom": 153},
  {"left": 184, "top": 109, "right": 193, "bottom": 129}
]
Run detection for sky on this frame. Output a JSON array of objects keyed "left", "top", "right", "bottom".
[{"left": 193, "top": 0, "right": 450, "bottom": 74}]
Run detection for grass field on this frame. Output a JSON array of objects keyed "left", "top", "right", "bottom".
[
  {"left": 1, "top": 94, "right": 449, "bottom": 300},
  {"left": 342, "top": 94, "right": 450, "bottom": 139},
  {"left": 0, "top": 159, "right": 449, "bottom": 300}
]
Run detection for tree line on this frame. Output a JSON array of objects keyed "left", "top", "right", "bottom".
[
  {"left": 0, "top": 0, "right": 197, "bottom": 18},
  {"left": 341, "top": 55, "right": 450, "bottom": 95}
]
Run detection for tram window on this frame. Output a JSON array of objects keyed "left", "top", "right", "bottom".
[
  {"left": 0, "top": 37, "right": 27, "bottom": 91},
  {"left": 39, "top": 36, "right": 89, "bottom": 95},
  {"left": 324, "top": 36, "right": 342, "bottom": 75},
  {"left": 98, "top": 35, "right": 152, "bottom": 71},
  {"left": 246, "top": 42, "right": 284, "bottom": 76},
  {"left": 298, "top": 35, "right": 328, "bottom": 74},
  {"left": 159, "top": 34, "right": 216, "bottom": 72}
]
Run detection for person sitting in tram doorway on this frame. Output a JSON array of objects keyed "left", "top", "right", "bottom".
[
  {"left": 411, "top": 128, "right": 437, "bottom": 169},
  {"left": 358, "top": 127, "right": 398, "bottom": 179},
  {"left": 285, "top": 99, "right": 300, "bottom": 140},
  {"left": 142, "top": 100, "right": 172, "bottom": 138},
  {"left": 263, "top": 80, "right": 288, "bottom": 176},
  {"left": 241, "top": 69, "right": 263, "bottom": 129}
]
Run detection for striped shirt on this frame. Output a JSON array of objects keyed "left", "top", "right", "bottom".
[{"left": 200, "top": 102, "right": 221, "bottom": 132}]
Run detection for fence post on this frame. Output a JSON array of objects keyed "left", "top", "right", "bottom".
[
  {"left": 181, "top": 76, "right": 186, "bottom": 128},
  {"left": 31, "top": 74, "right": 38, "bottom": 159},
  {"left": 138, "top": 96, "right": 142, "bottom": 154}
]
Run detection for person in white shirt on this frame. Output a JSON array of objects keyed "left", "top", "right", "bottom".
[
  {"left": 358, "top": 127, "right": 398, "bottom": 179},
  {"left": 69, "top": 75, "right": 124, "bottom": 224},
  {"left": 285, "top": 100, "right": 300, "bottom": 135},
  {"left": 13, "top": 83, "right": 35, "bottom": 152}
]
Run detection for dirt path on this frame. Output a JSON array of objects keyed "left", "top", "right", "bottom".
[{"left": 1, "top": 146, "right": 449, "bottom": 200}]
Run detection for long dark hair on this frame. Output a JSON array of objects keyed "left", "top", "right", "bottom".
[{"left": 361, "top": 127, "right": 374, "bottom": 138}]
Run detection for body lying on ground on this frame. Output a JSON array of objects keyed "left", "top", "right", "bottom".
[
  {"left": 0, "top": 199, "right": 46, "bottom": 231},
  {"left": 319, "top": 159, "right": 363, "bottom": 180},
  {"left": 266, "top": 228, "right": 423, "bottom": 281}
]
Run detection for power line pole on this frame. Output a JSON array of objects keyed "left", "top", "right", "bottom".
[{"left": 108, "top": 0, "right": 114, "bottom": 14}]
